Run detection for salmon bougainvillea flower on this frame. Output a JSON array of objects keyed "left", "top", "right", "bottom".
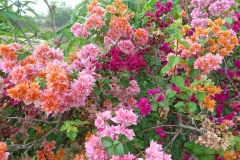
[{"left": 0, "top": 142, "right": 9, "bottom": 160}]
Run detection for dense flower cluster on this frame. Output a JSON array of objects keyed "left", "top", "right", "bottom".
[
  {"left": 190, "top": 0, "right": 238, "bottom": 28},
  {"left": 145, "top": 141, "right": 172, "bottom": 160},
  {"left": 85, "top": 107, "right": 138, "bottom": 159},
  {"left": 1, "top": 0, "right": 240, "bottom": 159},
  {"left": 2, "top": 43, "right": 98, "bottom": 115},
  {"left": 36, "top": 141, "right": 64, "bottom": 160}
]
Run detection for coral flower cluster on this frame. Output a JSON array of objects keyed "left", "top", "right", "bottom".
[
  {"left": 2, "top": 43, "right": 98, "bottom": 115},
  {"left": 0, "top": 142, "right": 9, "bottom": 160}
]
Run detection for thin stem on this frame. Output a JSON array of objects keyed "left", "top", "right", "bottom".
[
  {"left": 224, "top": 59, "right": 240, "bottom": 94},
  {"left": 0, "top": 114, "right": 60, "bottom": 124},
  {"left": 8, "top": 114, "right": 62, "bottom": 154},
  {"left": 163, "top": 131, "right": 181, "bottom": 151},
  {"left": 13, "top": 20, "right": 33, "bottom": 48},
  {"left": 44, "top": 0, "right": 57, "bottom": 40}
]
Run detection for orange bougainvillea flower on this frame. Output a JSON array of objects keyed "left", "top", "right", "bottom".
[
  {"left": 208, "top": 19, "right": 215, "bottom": 26},
  {"left": 24, "top": 83, "right": 40, "bottom": 105},
  {"left": 218, "top": 36, "right": 229, "bottom": 47},
  {"left": 179, "top": 10, "right": 187, "bottom": 17},
  {"left": 206, "top": 39, "right": 215, "bottom": 45},
  {"left": 7, "top": 82, "right": 40, "bottom": 104},
  {"left": 40, "top": 90, "right": 59, "bottom": 114},
  {"left": 201, "top": 94, "right": 216, "bottom": 112},
  {"left": 87, "top": 0, "right": 98, "bottom": 12},
  {"left": 19, "top": 55, "right": 37, "bottom": 66},
  {"left": 7, "top": 83, "right": 28, "bottom": 100},
  {"left": 74, "top": 154, "right": 86, "bottom": 160},
  {"left": 205, "top": 85, "right": 222, "bottom": 94},
  {"left": 220, "top": 31, "right": 230, "bottom": 37},
  {"left": 85, "top": 132, "right": 93, "bottom": 141},
  {"left": 0, "top": 44, "right": 17, "bottom": 60},
  {"left": 209, "top": 44, "right": 219, "bottom": 52},
  {"left": 224, "top": 151, "right": 240, "bottom": 160},
  {"left": 46, "top": 63, "right": 69, "bottom": 93},
  {"left": 0, "top": 142, "right": 7, "bottom": 152},
  {"left": 55, "top": 150, "right": 65, "bottom": 160},
  {"left": 0, "top": 142, "right": 9, "bottom": 160},
  {"left": 211, "top": 24, "right": 221, "bottom": 33},
  {"left": 218, "top": 48, "right": 229, "bottom": 57},
  {"left": 229, "top": 36, "right": 238, "bottom": 45},
  {"left": 214, "top": 18, "right": 225, "bottom": 25}
]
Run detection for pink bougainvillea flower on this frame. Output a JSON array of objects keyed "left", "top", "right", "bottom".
[
  {"left": 111, "top": 108, "right": 137, "bottom": 127},
  {"left": 137, "top": 98, "right": 152, "bottom": 117},
  {"left": 231, "top": 101, "right": 240, "bottom": 113},
  {"left": 145, "top": 140, "right": 172, "bottom": 160}
]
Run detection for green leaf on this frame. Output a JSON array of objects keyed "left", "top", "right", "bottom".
[
  {"left": 199, "top": 38, "right": 206, "bottom": 45},
  {"left": 60, "top": 125, "right": 67, "bottom": 131},
  {"left": 65, "top": 122, "right": 71, "bottom": 132},
  {"left": 180, "top": 41, "right": 190, "bottom": 49},
  {"left": 71, "top": 126, "right": 79, "bottom": 132},
  {"left": 221, "top": 25, "right": 228, "bottom": 31},
  {"left": 0, "top": 12, "right": 19, "bottom": 20},
  {"left": 187, "top": 57, "right": 195, "bottom": 66},
  {"left": 74, "top": 119, "right": 89, "bottom": 126},
  {"left": 93, "top": 87, "right": 102, "bottom": 96},
  {"left": 113, "top": 140, "right": 120, "bottom": 145},
  {"left": 101, "top": 136, "right": 113, "bottom": 148},
  {"left": 103, "top": 84, "right": 111, "bottom": 90},
  {"left": 184, "top": 142, "right": 194, "bottom": 148},
  {"left": 224, "top": 17, "right": 233, "bottom": 25},
  {"left": 203, "top": 147, "right": 215, "bottom": 155},
  {"left": 172, "top": 76, "right": 185, "bottom": 89},
  {"left": 161, "top": 65, "right": 171, "bottom": 73},
  {"left": 187, "top": 102, "right": 197, "bottom": 113},
  {"left": 178, "top": 94, "right": 188, "bottom": 100},
  {"left": 191, "top": 80, "right": 201, "bottom": 86},
  {"left": 196, "top": 92, "right": 205, "bottom": 103},
  {"left": 107, "top": 146, "right": 114, "bottom": 157},
  {"left": 165, "top": 36, "right": 175, "bottom": 42},
  {"left": 158, "top": 100, "right": 169, "bottom": 107},
  {"left": 124, "top": 144, "right": 130, "bottom": 154},
  {"left": 102, "top": 24, "right": 109, "bottom": 34},
  {"left": 168, "top": 56, "right": 180, "bottom": 68},
  {"left": 175, "top": 32, "right": 183, "bottom": 41},
  {"left": 190, "top": 69, "right": 199, "bottom": 78},
  {"left": 113, "top": 143, "right": 124, "bottom": 156},
  {"left": 78, "top": 38, "right": 86, "bottom": 48},
  {"left": 170, "top": 44, "right": 176, "bottom": 49},
  {"left": 151, "top": 103, "right": 158, "bottom": 111},
  {"left": 133, "top": 138, "right": 144, "bottom": 149},
  {"left": 174, "top": 101, "right": 184, "bottom": 108},
  {"left": 28, "top": 128, "right": 35, "bottom": 139},
  {"left": 193, "top": 148, "right": 203, "bottom": 155},
  {"left": 166, "top": 89, "right": 176, "bottom": 99},
  {"left": 123, "top": 0, "right": 139, "bottom": 11},
  {"left": 234, "top": 136, "right": 240, "bottom": 143},
  {"left": 67, "top": 130, "right": 77, "bottom": 141}
]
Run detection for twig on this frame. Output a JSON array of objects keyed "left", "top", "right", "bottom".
[
  {"left": 13, "top": 20, "right": 33, "bottom": 48},
  {"left": 44, "top": 0, "right": 57, "bottom": 40},
  {"left": 0, "top": 114, "right": 60, "bottom": 124},
  {"left": 0, "top": 1, "right": 17, "bottom": 11},
  {"left": 0, "top": 37, "right": 7, "bottom": 43},
  {"left": 163, "top": 131, "right": 181, "bottom": 150},
  {"left": 8, "top": 114, "right": 62, "bottom": 155},
  {"left": 143, "top": 125, "right": 181, "bottom": 132},
  {"left": 224, "top": 59, "right": 240, "bottom": 94}
]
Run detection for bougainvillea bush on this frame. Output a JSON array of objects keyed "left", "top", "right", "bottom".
[{"left": 0, "top": 0, "right": 240, "bottom": 159}]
